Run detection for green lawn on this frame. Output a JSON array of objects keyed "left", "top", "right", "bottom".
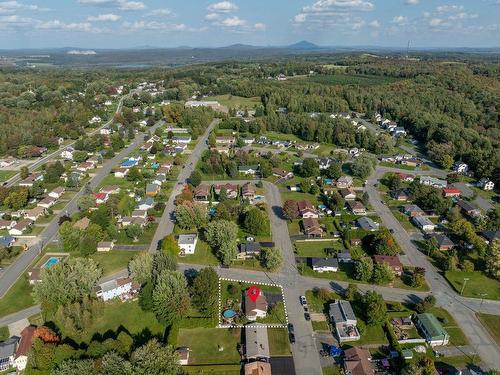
[
  {"left": 312, "top": 321, "right": 330, "bottom": 331},
  {"left": 287, "top": 220, "right": 301, "bottom": 236},
  {"left": 379, "top": 161, "right": 416, "bottom": 170},
  {"left": 445, "top": 270, "right": 500, "bottom": 301},
  {"left": 181, "top": 365, "right": 241, "bottom": 374},
  {"left": 322, "top": 367, "right": 341, "bottom": 375},
  {"left": 0, "top": 274, "right": 34, "bottom": 318},
  {"left": 280, "top": 190, "right": 320, "bottom": 206},
  {"left": 476, "top": 313, "right": 500, "bottom": 345},
  {"left": 302, "top": 73, "right": 400, "bottom": 86},
  {"left": 357, "top": 323, "right": 388, "bottom": 345},
  {"left": 178, "top": 240, "right": 219, "bottom": 266},
  {"left": 29, "top": 226, "right": 44, "bottom": 236},
  {"left": 176, "top": 328, "right": 241, "bottom": 364},
  {"left": 115, "top": 223, "right": 158, "bottom": 245},
  {"left": 90, "top": 251, "right": 141, "bottom": 276},
  {"left": 268, "top": 328, "right": 292, "bottom": 356},
  {"left": 97, "top": 174, "right": 136, "bottom": 190},
  {"left": 0, "top": 170, "right": 16, "bottom": 182},
  {"left": 202, "top": 94, "right": 261, "bottom": 109},
  {"left": 50, "top": 300, "right": 165, "bottom": 344},
  {"left": 0, "top": 326, "right": 9, "bottom": 341},
  {"left": 294, "top": 240, "right": 343, "bottom": 257}
]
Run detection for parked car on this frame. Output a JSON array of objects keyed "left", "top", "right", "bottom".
[
  {"left": 287, "top": 323, "right": 294, "bottom": 334},
  {"left": 289, "top": 332, "right": 296, "bottom": 344},
  {"left": 299, "top": 295, "right": 307, "bottom": 305},
  {"left": 304, "top": 312, "right": 311, "bottom": 321}
]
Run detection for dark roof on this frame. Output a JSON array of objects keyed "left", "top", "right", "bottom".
[
  {"left": 240, "top": 242, "right": 262, "bottom": 254},
  {"left": 431, "top": 233, "right": 454, "bottom": 247},
  {"left": 311, "top": 258, "right": 339, "bottom": 268},
  {"left": 457, "top": 200, "right": 479, "bottom": 212},
  {"left": 0, "top": 236, "right": 15, "bottom": 247},
  {"left": 481, "top": 230, "right": 500, "bottom": 242}
]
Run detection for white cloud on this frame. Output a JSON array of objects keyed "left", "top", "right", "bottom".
[
  {"left": 437, "top": 5, "right": 464, "bottom": 13},
  {"left": 123, "top": 20, "right": 203, "bottom": 32},
  {"left": 302, "top": 0, "right": 375, "bottom": 13},
  {"left": 254, "top": 22, "right": 266, "bottom": 31},
  {"left": 219, "top": 16, "right": 246, "bottom": 27},
  {"left": 205, "top": 12, "right": 220, "bottom": 21},
  {"left": 294, "top": 13, "right": 307, "bottom": 23},
  {"left": 145, "top": 8, "right": 173, "bottom": 17},
  {"left": 87, "top": 13, "right": 120, "bottom": 21},
  {"left": 392, "top": 15, "right": 407, "bottom": 25},
  {"left": 369, "top": 19, "right": 380, "bottom": 28},
  {"left": 78, "top": 0, "right": 145, "bottom": 11},
  {"left": 207, "top": 1, "right": 238, "bottom": 13},
  {"left": 404, "top": 0, "right": 419, "bottom": 4},
  {"left": 35, "top": 19, "right": 103, "bottom": 32},
  {"left": 448, "top": 12, "right": 478, "bottom": 20},
  {"left": 0, "top": 1, "right": 49, "bottom": 14}
]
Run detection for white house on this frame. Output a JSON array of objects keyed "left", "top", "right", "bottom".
[
  {"left": 453, "top": 162, "right": 469, "bottom": 174},
  {"left": 114, "top": 168, "right": 129, "bottom": 178},
  {"left": 37, "top": 196, "right": 57, "bottom": 209},
  {"left": 311, "top": 258, "right": 339, "bottom": 273},
  {"left": 48, "top": 187, "right": 65, "bottom": 199},
  {"left": 478, "top": 178, "right": 494, "bottom": 191},
  {"left": 412, "top": 216, "right": 435, "bottom": 232},
  {"left": 13, "top": 326, "right": 35, "bottom": 371},
  {"left": 96, "top": 277, "right": 139, "bottom": 301},
  {"left": 177, "top": 234, "right": 198, "bottom": 255},
  {"left": 97, "top": 241, "right": 114, "bottom": 252},
  {"left": 104, "top": 100, "right": 113, "bottom": 106},
  {"left": 238, "top": 165, "right": 258, "bottom": 175},
  {"left": 8, "top": 219, "right": 33, "bottom": 236},
  {"left": 61, "top": 147, "right": 74, "bottom": 160}
]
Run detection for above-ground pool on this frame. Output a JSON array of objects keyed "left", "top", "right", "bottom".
[
  {"left": 43, "top": 257, "right": 61, "bottom": 269},
  {"left": 223, "top": 309, "right": 237, "bottom": 319}
]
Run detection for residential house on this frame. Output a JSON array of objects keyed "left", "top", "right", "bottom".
[
  {"left": 317, "top": 158, "right": 333, "bottom": 170},
  {"left": 13, "top": 326, "right": 35, "bottom": 371},
  {"left": 172, "top": 136, "right": 192, "bottom": 144},
  {"left": 322, "top": 187, "right": 336, "bottom": 196},
  {"left": 238, "top": 165, "right": 258, "bottom": 175},
  {"left": 99, "top": 185, "right": 121, "bottom": 195},
  {"left": 272, "top": 168, "right": 293, "bottom": 179},
  {"left": 194, "top": 185, "right": 210, "bottom": 201},
  {"left": 415, "top": 313, "right": 449, "bottom": 346},
  {"left": 245, "top": 291, "right": 268, "bottom": 321},
  {"left": 114, "top": 168, "right": 129, "bottom": 178},
  {"left": 0, "top": 236, "right": 15, "bottom": 248},
  {"left": 373, "top": 255, "right": 403, "bottom": 276},
  {"left": 237, "top": 242, "right": 262, "bottom": 260},
  {"left": 37, "top": 196, "right": 57, "bottom": 209},
  {"left": 241, "top": 183, "right": 256, "bottom": 200},
  {"left": 303, "top": 218, "right": 323, "bottom": 238},
  {"left": 96, "top": 277, "right": 140, "bottom": 302},
  {"left": 215, "top": 136, "right": 235, "bottom": 145},
  {"left": 0, "top": 220, "right": 15, "bottom": 230},
  {"left": 420, "top": 176, "right": 447, "bottom": 189},
  {"left": 73, "top": 217, "right": 90, "bottom": 230},
  {"left": 215, "top": 145, "right": 231, "bottom": 155},
  {"left": 245, "top": 323, "right": 270, "bottom": 361},
  {"left": 61, "top": 147, "right": 74, "bottom": 160},
  {"left": 146, "top": 183, "right": 160, "bottom": 197},
  {"left": 453, "top": 162, "right": 469, "bottom": 174},
  {"left": 311, "top": 258, "right": 339, "bottom": 273},
  {"left": 19, "top": 173, "right": 43, "bottom": 188},
  {"left": 443, "top": 187, "right": 461, "bottom": 198},
  {"left": 298, "top": 200, "right": 318, "bottom": 218},
  {"left": 97, "top": 241, "right": 114, "bottom": 252},
  {"left": 95, "top": 193, "right": 108, "bottom": 205},
  {"left": 340, "top": 188, "right": 356, "bottom": 200},
  {"left": 481, "top": 230, "right": 500, "bottom": 244},
  {"left": 430, "top": 233, "right": 454, "bottom": 251},
  {"left": 177, "top": 234, "right": 198, "bottom": 255},
  {"left": 214, "top": 183, "right": 238, "bottom": 199},
  {"left": 337, "top": 176, "right": 353, "bottom": 189},
  {"left": 392, "top": 126, "right": 407, "bottom": 137},
  {"left": 402, "top": 204, "right": 424, "bottom": 217},
  {"left": 401, "top": 158, "right": 421, "bottom": 167},
  {"left": 0, "top": 337, "right": 19, "bottom": 371},
  {"left": 477, "top": 178, "right": 494, "bottom": 191},
  {"left": 24, "top": 207, "right": 46, "bottom": 221},
  {"left": 343, "top": 347, "right": 373, "bottom": 375},
  {"left": 347, "top": 201, "right": 366, "bottom": 215},
  {"left": 457, "top": 200, "right": 481, "bottom": 218},
  {"left": 395, "top": 172, "right": 415, "bottom": 182},
  {"left": 121, "top": 159, "right": 139, "bottom": 168},
  {"left": 391, "top": 189, "right": 409, "bottom": 201},
  {"left": 355, "top": 217, "right": 379, "bottom": 231},
  {"left": 329, "top": 300, "right": 360, "bottom": 342},
  {"left": 132, "top": 210, "right": 147, "bottom": 218},
  {"left": 48, "top": 187, "right": 65, "bottom": 199},
  {"left": 152, "top": 175, "right": 166, "bottom": 186},
  {"left": 412, "top": 216, "right": 435, "bottom": 232},
  {"left": 137, "top": 197, "right": 154, "bottom": 211},
  {"left": 176, "top": 347, "right": 190, "bottom": 366},
  {"left": 243, "top": 137, "right": 255, "bottom": 145},
  {"left": 337, "top": 251, "right": 352, "bottom": 263}
]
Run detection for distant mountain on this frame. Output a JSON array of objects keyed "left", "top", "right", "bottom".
[
  {"left": 287, "top": 40, "right": 321, "bottom": 50},
  {"left": 221, "top": 43, "right": 260, "bottom": 50}
]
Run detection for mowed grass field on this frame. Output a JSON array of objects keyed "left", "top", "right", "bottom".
[
  {"left": 445, "top": 270, "right": 500, "bottom": 301},
  {"left": 0, "top": 170, "right": 17, "bottom": 182},
  {"left": 301, "top": 73, "right": 401, "bottom": 86},
  {"left": 477, "top": 313, "right": 500, "bottom": 345},
  {"left": 202, "top": 95, "right": 261, "bottom": 109}
]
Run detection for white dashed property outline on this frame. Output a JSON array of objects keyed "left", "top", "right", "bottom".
[{"left": 217, "top": 277, "right": 288, "bottom": 328}]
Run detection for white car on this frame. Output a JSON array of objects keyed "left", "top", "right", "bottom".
[{"left": 299, "top": 295, "right": 307, "bottom": 305}]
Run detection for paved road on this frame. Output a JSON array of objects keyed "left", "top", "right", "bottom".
[
  {"left": 4, "top": 91, "right": 136, "bottom": 187},
  {"left": 147, "top": 119, "right": 219, "bottom": 253},
  {"left": 0, "top": 121, "right": 164, "bottom": 298},
  {"left": 367, "top": 166, "right": 500, "bottom": 370}
]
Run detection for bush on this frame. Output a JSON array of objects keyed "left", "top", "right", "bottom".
[{"left": 462, "top": 260, "right": 475, "bottom": 272}]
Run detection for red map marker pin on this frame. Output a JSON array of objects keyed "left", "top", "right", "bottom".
[{"left": 247, "top": 285, "right": 261, "bottom": 303}]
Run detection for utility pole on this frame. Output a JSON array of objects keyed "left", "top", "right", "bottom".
[
  {"left": 406, "top": 40, "right": 410, "bottom": 60},
  {"left": 478, "top": 293, "right": 488, "bottom": 314},
  {"left": 460, "top": 278, "right": 469, "bottom": 295}
]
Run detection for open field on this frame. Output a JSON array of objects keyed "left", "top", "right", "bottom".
[
  {"left": 0, "top": 170, "right": 16, "bottom": 182},
  {"left": 298, "top": 73, "right": 401, "bottom": 86},
  {"left": 0, "top": 274, "right": 34, "bottom": 318},
  {"left": 202, "top": 95, "right": 261, "bottom": 109},
  {"left": 90, "top": 251, "right": 141, "bottom": 276},
  {"left": 445, "top": 270, "right": 500, "bottom": 301},
  {"left": 294, "top": 240, "right": 343, "bottom": 257}
]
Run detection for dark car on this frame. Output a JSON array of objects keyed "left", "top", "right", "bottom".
[
  {"left": 304, "top": 312, "right": 311, "bottom": 321},
  {"left": 287, "top": 323, "right": 294, "bottom": 334},
  {"left": 289, "top": 333, "right": 296, "bottom": 344}
]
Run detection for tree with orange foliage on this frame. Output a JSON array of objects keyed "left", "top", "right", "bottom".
[
  {"left": 175, "top": 185, "right": 193, "bottom": 206},
  {"left": 33, "top": 326, "right": 60, "bottom": 344}
]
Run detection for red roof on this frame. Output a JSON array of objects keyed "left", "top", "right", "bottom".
[
  {"left": 16, "top": 326, "right": 36, "bottom": 358},
  {"left": 443, "top": 187, "right": 461, "bottom": 194},
  {"left": 94, "top": 193, "right": 107, "bottom": 200},
  {"left": 373, "top": 255, "right": 402, "bottom": 269}
]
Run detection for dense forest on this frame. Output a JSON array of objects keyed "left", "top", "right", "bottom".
[{"left": 1, "top": 55, "right": 498, "bottom": 183}]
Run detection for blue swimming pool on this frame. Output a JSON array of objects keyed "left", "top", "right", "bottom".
[
  {"left": 43, "top": 257, "right": 60, "bottom": 269},
  {"left": 223, "top": 309, "right": 237, "bottom": 319}
]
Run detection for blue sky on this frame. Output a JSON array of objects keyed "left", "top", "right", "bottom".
[{"left": 0, "top": 0, "right": 499, "bottom": 49}]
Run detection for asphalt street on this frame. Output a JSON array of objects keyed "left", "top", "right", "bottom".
[{"left": 0, "top": 121, "right": 164, "bottom": 298}]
